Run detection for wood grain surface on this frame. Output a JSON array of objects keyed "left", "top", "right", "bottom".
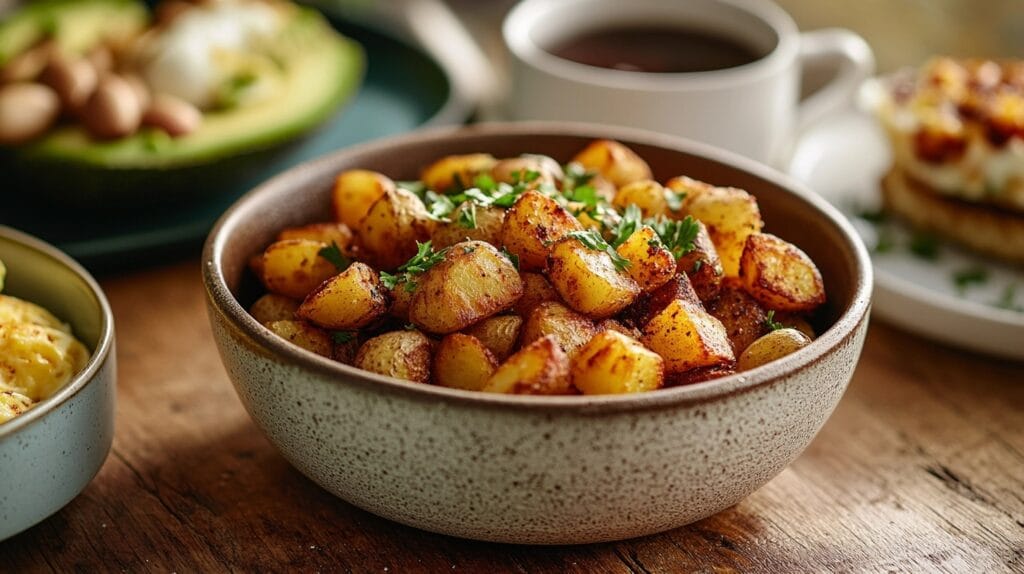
[{"left": 1, "top": 260, "right": 1022, "bottom": 572}]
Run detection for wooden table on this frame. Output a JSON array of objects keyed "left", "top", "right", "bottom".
[{"left": 2, "top": 259, "right": 1022, "bottom": 572}]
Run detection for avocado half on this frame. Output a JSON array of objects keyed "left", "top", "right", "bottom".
[{"left": 0, "top": 0, "right": 364, "bottom": 206}]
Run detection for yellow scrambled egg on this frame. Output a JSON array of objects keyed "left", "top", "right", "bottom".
[{"left": 0, "top": 261, "right": 90, "bottom": 424}]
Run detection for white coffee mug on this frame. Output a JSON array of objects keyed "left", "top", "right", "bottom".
[{"left": 503, "top": 0, "right": 875, "bottom": 165}]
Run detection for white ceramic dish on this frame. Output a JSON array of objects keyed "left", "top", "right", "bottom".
[{"left": 788, "top": 109, "right": 1024, "bottom": 360}]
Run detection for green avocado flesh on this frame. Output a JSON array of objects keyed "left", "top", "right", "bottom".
[{"left": 2, "top": 0, "right": 364, "bottom": 172}]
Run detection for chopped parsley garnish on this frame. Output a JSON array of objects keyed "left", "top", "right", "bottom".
[
  {"left": 404, "top": 323, "right": 417, "bottom": 331},
  {"left": 692, "top": 260, "right": 704, "bottom": 274},
  {"left": 952, "top": 266, "right": 988, "bottom": 293},
  {"left": 462, "top": 245, "right": 476, "bottom": 254},
  {"left": 648, "top": 216, "right": 700, "bottom": 259},
  {"left": 331, "top": 331, "right": 356, "bottom": 344},
  {"left": 994, "top": 283, "right": 1023, "bottom": 312},
  {"left": 511, "top": 169, "right": 541, "bottom": 185},
  {"left": 501, "top": 247, "right": 520, "bottom": 270},
  {"left": 397, "top": 180, "right": 427, "bottom": 198},
  {"left": 380, "top": 241, "right": 449, "bottom": 293},
  {"left": 665, "top": 190, "right": 685, "bottom": 213},
  {"left": 856, "top": 208, "right": 888, "bottom": 224},
  {"left": 764, "top": 310, "right": 784, "bottom": 332},
  {"left": 567, "top": 229, "right": 631, "bottom": 271},
  {"left": 317, "top": 242, "right": 351, "bottom": 272},
  {"left": 909, "top": 232, "right": 940, "bottom": 260},
  {"left": 424, "top": 190, "right": 456, "bottom": 220},
  {"left": 458, "top": 202, "right": 477, "bottom": 229},
  {"left": 473, "top": 173, "right": 497, "bottom": 192},
  {"left": 873, "top": 229, "right": 896, "bottom": 253},
  {"left": 562, "top": 162, "right": 595, "bottom": 189},
  {"left": 609, "top": 204, "right": 643, "bottom": 248},
  {"left": 564, "top": 184, "right": 599, "bottom": 208}
]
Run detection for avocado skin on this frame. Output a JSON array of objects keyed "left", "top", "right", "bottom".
[{"left": 1, "top": 1, "right": 365, "bottom": 208}]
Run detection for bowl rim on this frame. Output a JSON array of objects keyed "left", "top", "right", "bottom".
[
  {"left": 203, "top": 121, "right": 872, "bottom": 413},
  {"left": 0, "top": 225, "right": 116, "bottom": 436}
]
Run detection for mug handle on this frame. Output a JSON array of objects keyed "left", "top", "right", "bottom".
[{"left": 796, "top": 29, "right": 875, "bottom": 133}]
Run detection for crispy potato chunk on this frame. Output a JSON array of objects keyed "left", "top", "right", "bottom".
[
  {"left": 683, "top": 186, "right": 763, "bottom": 276},
  {"left": 641, "top": 299, "right": 735, "bottom": 374},
  {"left": 481, "top": 335, "right": 572, "bottom": 395},
  {"left": 520, "top": 301, "right": 598, "bottom": 358},
  {"left": 358, "top": 187, "right": 434, "bottom": 270},
  {"left": 665, "top": 175, "right": 715, "bottom": 215},
  {"left": 433, "top": 333, "right": 499, "bottom": 391},
  {"left": 676, "top": 220, "right": 724, "bottom": 303},
  {"left": 597, "top": 318, "right": 642, "bottom": 339},
  {"left": 737, "top": 328, "right": 811, "bottom": 371},
  {"left": 354, "top": 330, "right": 432, "bottom": 383},
  {"left": 616, "top": 225, "right": 676, "bottom": 292},
  {"left": 249, "top": 293, "right": 299, "bottom": 325},
  {"left": 409, "top": 241, "right": 524, "bottom": 334},
  {"left": 464, "top": 315, "right": 523, "bottom": 361},
  {"left": 431, "top": 203, "right": 505, "bottom": 249},
  {"left": 613, "top": 179, "right": 668, "bottom": 218},
  {"left": 421, "top": 153, "right": 496, "bottom": 191},
  {"left": 491, "top": 154, "right": 563, "bottom": 186},
  {"left": 513, "top": 272, "right": 561, "bottom": 318},
  {"left": 260, "top": 239, "right": 338, "bottom": 300},
  {"left": 571, "top": 139, "right": 652, "bottom": 187},
  {"left": 571, "top": 331, "right": 664, "bottom": 395},
  {"left": 277, "top": 222, "right": 354, "bottom": 251},
  {"left": 707, "top": 280, "right": 769, "bottom": 356},
  {"left": 332, "top": 336, "right": 359, "bottom": 365},
  {"left": 620, "top": 273, "right": 701, "bottom": 328},
  {"left": 266, "top": 320, "right": 333, "bottom": 358},
  {"left": 332, "top": 170, "right": 394, "bottom": 229},
  {"left": 501, "top": 190, "right": 583, "bottom": 271},
  {"left": 0, "top": 390, "right": 34, "bottom": 423},
  {"left": 547, "top": 236, "right": 640, "bottom": 319},
  {"left": 388, "top": 279, "right": 415, "bottom": 321},
  {"left": 296, "top": 262, "right": 389, "bottom": 330},
  {"left": 739, "top": 233, "right": 825, "bottom": 312},
  {"left": 774, "top": 312, "right": 816, "bottom": 339}
]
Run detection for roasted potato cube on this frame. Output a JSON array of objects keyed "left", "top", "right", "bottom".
[
  {"left": 664, "top": 175, "right": 715, "bottom": 215},
  {"left": 277, "top": 222, "right": 354, "bottom": 252},
  {"left": 266, "top": 320, "right": 333, "bottom": 358},
  {"left": 430, "top": 203, "right": 506, "bottom": 249},
  {"left": 613, "top": 179, "right": 668, "bottom": 218},
  {"left": 571, "top": 331, "right": 664, "bottom": 394},
  {"left": 597, "top": 318, "right": 642, "bottom": 339},
  {"left": 571, "top": 139, "right": 652, "bottom": 187},
  {"left": 683, "top": 186, "right": 763, "bottom": 276},
  {"left": 421, "top": 153, "right": 496, "bottom": 191},
  {"left": 547, "top": 236, "right": 640, "bottom": 319},
  {"left": 641, "top": 299, "right": 735, "bottom": 374},
  {"left": 249, "top": 293, "right": 300, "bottom": 325},
  {"left": 737, "top": 328, "right": 811, "bottom": 371},
  {"left": 739, "top": 233, "right": 825, "bottom": 312},
  {"left": 465, "top": 315, "right": 523, "bottom": 361},
  {"left": 296, "top": 262, "right": 389, "bottom": 330},
  {"left": 388, "top": 279, "right": 415, "bottom": 321},
  {"left": 676, "top": 220, "right": 724, "bottom": 302},
  {"left": 707, "top": 279, "right": 769, "bottom": 356},
  {"left": 501, "top": 190, "right": 583, "bottom": 271},
  {"left": 332, "top": 336, "right": 359, "bottom": 365},
  {"left": 616, "top": 225, "right": 676, "bottom": 292},
  {"left": 619, "top": 273, "right": 702, "bottom": 328},
  {"left": 491, "top": 154, "right": 563, "bottom": 186},
  {"left": 773, "top": 312, "right": 816, "bottom": 339},
  {"left": 354, "top": 330, "right": 432, "bottom": 383},
  {"left": 358, "top": 186, "right": 434, "bottom": 270},
  {"left": 433, "top": 333, "right": 499, "bottom": 391},
  {"left": 513, "top": 272, "right": 561, "bottom": 318},
  {"left": 481, "top": 335, "right": 572, "bottom": 395},
  {"left": 520, "top": 301, "right": 598, "bottom": 358},
  {"left": 332, "top": 169, "right": 394, "bottom": 229},
  {"left": 260, "top": 239, "right": 338, "bottom": 300},
  {"left": 409, "top": 241, "right": 524, "bottom": 334}
]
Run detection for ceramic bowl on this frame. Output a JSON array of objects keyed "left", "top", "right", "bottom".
[
  {"left": 0, "top": 227, "right": 116, "bottom": 541},
  {"left": 203, "top": 122, "right": 872, "bottom": 545}
]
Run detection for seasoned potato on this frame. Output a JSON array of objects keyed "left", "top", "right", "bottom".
[
  {"left": 737, "top": 328, "right": 812, "bottom": 371},
  {"left": 296, "top": 262, "right": 389, "bottom": 330},
  {"left": 597, "top": 318, "right": 642, "bottom": 339},
  {"left": 641, "top": 299, "right": 735, "bottom": 374},
  {"left": 0, "top": 390, "right": 34, "bottom": 423},
  {"left": 501, "top": 190, "right": 583, "bottom": 271},
  {"left": 571, "top": 139, "right": 652, "bottom": 187},
  {"left": 616, "top": 225, "right": 676, "bottom": 292},
  {"left": 409, "top": 241, "right": 524, "bottom": 334},
  {"left": 433, "top": 333, "right": 499, "bottom": 391},
  {"left": 260, "top": 239, "right": 338, "bottom": 300},
  {"left": 739, "top": 233, "right": 825, "bottom": 312},
  {"left": 249, "top": 293, "right": 299, "bottom": 325},
  {"left": 332, "top": 169, "right": 394, "bottom": 229},
  {"left": 421, "top": 153, "right": 496, "bottom": 191},
  {"left": 266, "top": 320, "right": 333, "bottom": 358},
  {"left": 388, "top": 279, "right": 415, "bottom": 321},
  {"left": 491, "top": 154, "right": 563, "bottom": 186},
  {"left": 676, "top": 220, "right": 724, "bottom": 302},
  {"left": 547, "top": 236, "right": 640, "bottom": 319},
  {"left": 520, "top": 301, "right": 598, "bottom": 358},
  {"left": 465, "top": 315, "right": 523, "bottom": 361},
  {"left": 664, "top": 175, "right": 715, "bottom": 215},
  {"left": 620, "top": 272, "right": 702, "bottom": 328},
  {"left": 481, "top": 335, "right": 572, "bottom": 395},
  {"left": 332, "top": 336, "right": 359, "bottom": 365},
  {"left": 571, "top": 331, "right": 664, "bottom": 395},
  {"left": 430, "top": 203, "right": 506, "bottom": 249},
  {"left": 707, "top": 280, "right": 769, "bottom": 356},
  {"left": 683, "top": 186, "right": 763, "bottom": 276},
  {"left": 358, "top": 187, "right": 434, "bottom": 270},
  {"left": 513, "top": 272, "right": 561, "bottom": 318},
  {"left": 354, "top": 330, "right": 432, "bottom": 383},
  {"left": 774, "top": 312, "right": 816, "bottom": 339},
  {"left": 277, "top": 222, "right": 354, "bottom": 251},
  {"left": 613, "top": 179, "right": 668, "bottom": 218}
]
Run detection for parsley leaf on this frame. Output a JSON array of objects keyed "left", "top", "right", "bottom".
[
  {"left": 511, "top": 169, "right": 541, "bottom": 185},
  {"left": 648, "top": 216, "right": 700, "bottom": 259},
  {"left": 380, "top": 271, "right": 399, "bottom": 291},
  {"left": 473, "top": 173, "right": 497, "bottom": 192},
  {"left": 501, "top": 247, "right": 520, "bottom": 270},
  {"left": 665, "top": 190, "right": 685, "bottom": 213},
  {"left": 565, "top": 184, "right": 599, "bottom": 208},
  {"left": 318, "top": 242, "right": 351, "bottom": 272},
  {"left": 563, "top": 162, "right": 595, "bottom": 189},
  {"left": 909, "top": 232, "right": 940, "bottom": 260},
  {"left": 331, "top": 331, "right": 357, "bottom": 344},
  {"left": 397, "top": 180, "right": 427, "bottom": 199},
  {"left": 567, "top": 229, "right": 631, "bottom": 271},
  {"left": 764, "top": 310, "right": 784, "bottom": 332},
  {"left": 458, "top": 202, "right": 477, "bottom": 229},
  {"left": 609, "top": 204, "right": 643, "bottom": 248},
  {"left": 994, "top": 283, "right": 1023, "bottom": 312},
  {"left": 424, "top": 190, "right": 456, "bottom": 220},
  {"left": 379, "top": 241, "right": 449, "bottom": 293},
  {"left": 952, "top": 266, "right": 988, "bottom": 293}
]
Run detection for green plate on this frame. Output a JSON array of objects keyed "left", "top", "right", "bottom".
[{"left": 0, "top": 17, "right": 471, "bottom": 271}]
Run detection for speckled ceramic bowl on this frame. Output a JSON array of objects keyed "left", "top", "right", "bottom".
[
  {"left": 0, "top": 226, "right": 116, "bottom": 541},
  {"left": 203, "top": 123, "right": 872, "bottom": 545}
]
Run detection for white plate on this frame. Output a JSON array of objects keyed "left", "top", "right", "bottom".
[{"left": 788, "top": 110, "right": 1024, "bottom": 360}]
